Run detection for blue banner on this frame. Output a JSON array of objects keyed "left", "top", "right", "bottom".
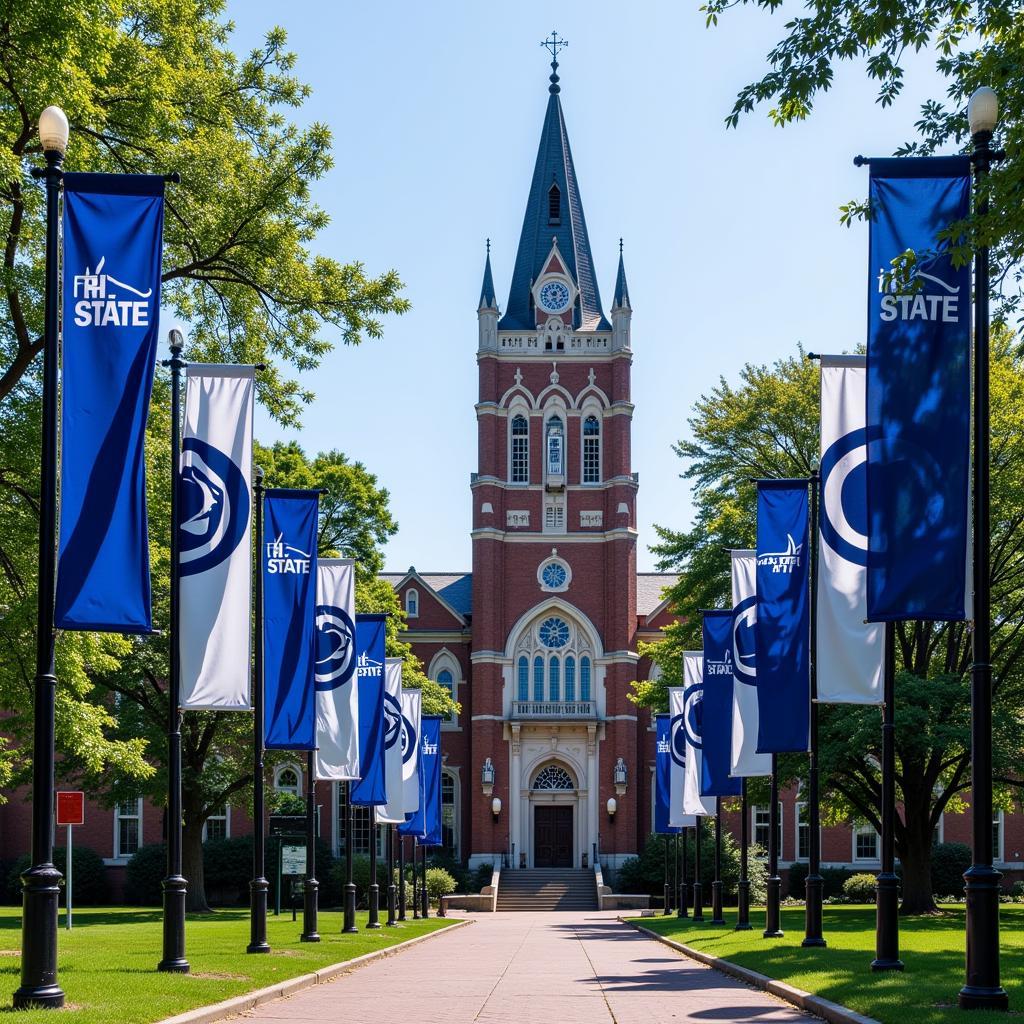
[
  {"left": 56, "top": 173, "right": 165, "bottom": 631},
  {"left": 654, "top": 715, "right": 679, "bottom": 834},
  {"left": 350, "top": 615, "right": 387, "bottom": 806},
  {"left": 755, "top": 480, "right": 810, "bottom": 754},
  {"left": 263, "top": 490, "right": 319, "bottom": 750},
  {"left": 700, "top": 611, "right": 742, "bottom": 797},
  {"left": 420, "top": 717, "right": 443, "bottom": 847},
  {"left": 399, "top": 713, "right": 441, "bottom": 840},
  {"left": 866, "top": 157, "right": 972, "bottom": 621}
]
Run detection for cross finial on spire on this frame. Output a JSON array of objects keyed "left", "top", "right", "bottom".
[
  {"left": 486, "top": 237, "right": 491, "bottom": 255},
  {"left": 619, "top": 237, "right": 624, "bottom": 255},
  {"left": 542, "top": 31, "right": 568, "bottom": 93}
]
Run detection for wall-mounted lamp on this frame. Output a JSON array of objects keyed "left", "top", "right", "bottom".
[
  {"left": 606, "top": 796, "right": 617, "bottom": 823},
  {"left": 613, "top": 757, "right": 627, "bottom": 796},
  {"left": 481, "top": 757, "right": 495, "bottom": 796},
  {"left": 491, "top": 797, "right": 502, "bottom": 822}
]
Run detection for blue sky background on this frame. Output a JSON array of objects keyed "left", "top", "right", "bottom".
[{"left": 220, "top": 0, "right": 946, "bottom": 573}]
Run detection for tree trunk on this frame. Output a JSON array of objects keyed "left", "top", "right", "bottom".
[
  {"left": 183, "top": 815, "right": 211, "bottom": 913},
  {"left": 899, "top": 825, "right": 938, "bottom": 915}
]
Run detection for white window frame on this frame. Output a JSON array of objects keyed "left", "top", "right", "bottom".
[
  {"left": 274, "top": 763, "right": 303, "bottom": 797},
  {"left": 852, "top": 821, "right": 881, "bottom": 863},
  {"left": 405, "top": 588, "right": 419, "bottom": 618},
  {"left": 508, "top": 410, "right": 530, "bottom": 485},
  {"left": 752, "top": 803, "right": 783, "bottom": 858},
  {"left": 429, "top": 649, "right": 461, "bottom": 730},
  {"left": 993, "top": 810, "right": 1005, "bottom": 864},
  {"left": 581, "top": 411, "right": 602, "bottom": 485},
  {"left": 113, "top": 797, "right": 143, "bottom": 861},
  {"left": 441, "top": 768, "right": 461, "bottom": 862},
  {"left": 545, "top": 412, "right": 565, "bottom": 479},
  {"left": 203, "top": 805, "right": 231, "bottom": 842},
  {"left": 933, "top": 812, "right": 944, "bottom": 846},
  {"left": 795, "top": 801, "right": 809, "bottom": 862}
]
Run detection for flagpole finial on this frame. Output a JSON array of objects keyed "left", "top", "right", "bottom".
[{"left": 541, "top": 31, "right": 568, "bottom": 93}]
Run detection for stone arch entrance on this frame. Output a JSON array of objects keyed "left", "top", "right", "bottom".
[{"left": 529, "top": 762, "right": 578, "bottom": 868}]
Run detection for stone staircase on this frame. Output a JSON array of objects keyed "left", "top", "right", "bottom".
[{"left": 496, "top": 869, "right": 598, "bottom": 912}]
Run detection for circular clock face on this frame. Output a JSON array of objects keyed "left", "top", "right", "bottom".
[{"left": 538, "top": 280, "right": 571, "bottom": 313}]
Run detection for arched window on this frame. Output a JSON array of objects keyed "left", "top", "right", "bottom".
[
  {"left": 533, "top": 655, "right": 544, "bottom": 701},
  {"left": 564, "top": 656, "right": 576, "bottom": 701},
  {"left": 511, "top": 414, "right": 529, "bottom": 484},
  {"left": 533, "top": 764, "right": 574, "bottom": 790},
  {"left": 548, "top": 183, "right": 561, "bottom": 224},
  {"left": 275, "top": 766, "right": 300, "bottom": 797},
  {"left": 549, "top": 656, "right": 560, "bottom": 701},
  {"left": 436, "top": 668, "right": 454, "bottom": 723},
  {"left": 518, "top": 656, "right": 529, "bottom": 701},
  {"left": 441, "top": 771, "right": 459, "bottom": 860},
  {"left": 546, "top": 416, "right": 564, "bottom": 477},
  {"left": 582, "top": 415, "right": 601, "bottom": 484},
  {"left": 405, "top": 588, "right": 419, "bottom": 618},
  {"left": 580, "top": 656, "right": 592, "bottom": 701}
]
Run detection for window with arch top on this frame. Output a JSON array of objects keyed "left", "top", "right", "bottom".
[
  {"left": 582, "top": 415, "right": 601, "bottom": 484},
  {"left": 511, "top": 414, "right": 529, "bottom": 484},
  {"left": 546, "top": 416, "right": 564, "bottom": 477},
  {"left": 518, "top": 656, "right": 529, "bottom": 701},
  {"left": 533, "top": 764, "right": 574, "bottom": 790},
  {"left": 512, "top": 612, "right": 595, "bottom": 706},
  {"left": 405, "top": 588, "right": 419, "bottom": 618},
  {"left": 548, "top": 183, "right": 561, "bottom": 224}
]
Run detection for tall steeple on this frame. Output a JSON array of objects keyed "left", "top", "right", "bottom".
[
  {"left": 478, "top": 239, "right": 499, "bottom": 353},
  {"left": 478, "top": 238, "right": 497, "bottom": 311},
  {"left": 611, "top": 238, "right": 632, "bottom": 353},
  {"left": 612, "top": 239, "right": 630, "bottom": 311},
  {"left": 498, "top": 37, "right": 610, "bottom": 333}
]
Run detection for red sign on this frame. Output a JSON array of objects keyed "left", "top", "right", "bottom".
[{"left": 56, "top": 791, "right": 84, "bottom": 826}]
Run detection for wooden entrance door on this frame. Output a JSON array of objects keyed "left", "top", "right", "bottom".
[{"left": 534, "top": 805, "right": 573, "bottom": 867}]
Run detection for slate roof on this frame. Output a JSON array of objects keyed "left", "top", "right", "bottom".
[
  {"left": 498, "top": 73, "right": 610, "bottom": 333},
  {"left": 382, "top": 571, "right": 677, "bottom": 621}
]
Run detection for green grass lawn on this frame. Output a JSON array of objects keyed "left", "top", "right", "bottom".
[
  {"left": 0, "top": 906, "right": 453, "bottom": 1022},
  {"left": 633, "top": 904, "right": 1024, "bottom": 1024}
]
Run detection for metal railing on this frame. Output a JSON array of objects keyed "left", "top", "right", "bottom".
[{"left": 510, "top": 700, "right": 596, "bottom": 720}]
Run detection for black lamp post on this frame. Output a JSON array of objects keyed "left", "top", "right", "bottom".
[
  {"left": 711, "top": 799, "right": 725, "bottom": 925},
  {"left": 804, "top": 467, "right": 826, "bottom": 948},
  {"left": 677, "top": 827, "right": 689, "bottom": 919},
  {"left": 692, "top": 817, "right": 704, "bottom": 922},
  {"left": 14, "top": 104, "right": 70, "bottom": 1011},
  {"left": 386, "top": 825, "right": 397, "bottom": 927},
  {"left": 398, "top": 835, "right": 407, "bottom": 921},
  {"left": 299, "top": 751, "right": 320, "bottom": 942},
  {"left": 247, "top": 468, "right": 270, "bottom": 954},
  {"left": 736, "top": 779, "right": 751, "bottom": 930},
  {"left": 157, "top": 332, "right": 189, "bottom": 975},
  {"left": 960, "top": 84, "right": 1009, "bottom": 1012},
  {"left": 764, "top": 755, "right": 783, "bottom": 938},
  {"left": 343, "top": 789, "right": 357, "bottom": 932}
]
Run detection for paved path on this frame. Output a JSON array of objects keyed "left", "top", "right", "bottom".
[{"left": 240, "top": 911, "right": 813, "bottom": 1023}]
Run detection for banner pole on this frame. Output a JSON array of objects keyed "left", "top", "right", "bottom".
[
  {"left": 299, "top": 750, "right": 320, "bottom": 942},
  {"left": 672, "top": 833, "right": 678, "bottom": 914},
  {"left": 386, "top": 825, "right": 397, "bottom": 926},
  {"left": 343, "top": 787, "right": 357, "bottom": 933},
  {"left": 662, "top": 835, "right": 670, "bottom": 915},
  {"left": 247, "top": 468, "right": 270, "bottom": 954},
  {"left": 65, "top": 825, "right": 72, "bottom": 932},
  {"left": 737, "top": 778, "right": 751, "bottom": 929},
  {"left": 158, "top": 334, "right": 189, "bottom": 974},
  {"left": 420, "top": 845, "right": 429, "bottom": 918},
  {"left": 692, "top": 817, "right": 704, "bottom": 921},
  {"left": 678, "top": 827, "right": 689, "bottom": 919},
  {"left": 804, "top": 467, "right": 826, "bottom": 947},
  {"left": 711, "top": 799, "right": 725, "bottom": 924},
  {"left": 871, "top": 623, "right": 903, "bottom": 970},
  {"left": 764, "top": 756, "right": 783, "bottom": 937},
  {"left": 398, "top": 836, "right": 407, "bottom": 921},
  {"left": 411, "top": 840, "right": 420, "bottom": 919},
  {"left": 367, "top": 822, "right": 381, "bottom": 928}
]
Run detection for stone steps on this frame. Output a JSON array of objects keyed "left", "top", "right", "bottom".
[{"left": 496, "top": 869, "right": 597, "bottom": 912}]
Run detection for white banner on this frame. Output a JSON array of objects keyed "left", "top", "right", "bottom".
[
  {"left": 730, "top": 550, "right": 772, "bottom": 777},
  {"left": 376, "top": 659, "right": 405, "bottom": 824},
  {"left": 314, "top": 559, "right": 359, "bottom": 780},
  {"left": 401, "top": 688, "right": 422, "bottom": 815},
  {"left": 667, "top": 687, "right": 688, "bottom": 827},
  {"left": 819, "top": 355, "right": 884, "bottom": 704},
  {"left": 682, "top": 653, "right": 716, "bottom": 816},
  {"left": 179, "top": 365, "right": 255, "bottom": 709}
]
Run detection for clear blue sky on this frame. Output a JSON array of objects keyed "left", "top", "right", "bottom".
[{"left": 222, "top": 0, "right": 944, "bottom": 573}]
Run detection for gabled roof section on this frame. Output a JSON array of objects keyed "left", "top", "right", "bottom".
[
  {"left": 479, "top": 243, "right": 497, "bottom": 311},
  {"left": 612, "top": 243, "right": 630, "bottom": 311},
  {"left": 498, "top": 72, "right": 610, "bottom": 333},
  {"left": 380, "top": 569, "right": 472, "bottom": 625},
  {"left": 637, "top": 573, "right": 681, "bottom": 623}
]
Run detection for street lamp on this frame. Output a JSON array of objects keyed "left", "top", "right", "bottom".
[
  {"left": 606, "top": 797, "right": 617, "bottom": 822},
  {"left": 13, "top": 106, "right": 69, "bottom": 1011},
  {"left": 491, "top": 797, "right": 502, "bottom": 822},
  {"left": 960, "top": 85, "right": 1009, "bottom": 1012}
]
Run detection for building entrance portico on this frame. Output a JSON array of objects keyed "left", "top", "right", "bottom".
[{"left": 534, "top": 805, "right": 573, "bottom": 866}]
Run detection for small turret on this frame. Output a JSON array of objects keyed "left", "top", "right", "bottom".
[
  {"left": 478, "top": 240, "right": 499, "bottom": 352},
  {"left": 611, "top": 240, "right": 631, "bottom": 352}
]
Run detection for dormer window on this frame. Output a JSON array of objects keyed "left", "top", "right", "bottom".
[
  {"left": 405, "top": 588, "right": 419, "bottom": 618},
  {"left": 548, "top": 183, "right": 561, "bottom": 224}
]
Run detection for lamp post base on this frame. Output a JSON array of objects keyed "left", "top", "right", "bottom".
[
  {"left": 247, "top": 877, "right": 271, "bottom": 953},
  {"left": 763, "top": 875, "right": 783, "bottom": 938},
  {"left": 872, "top": 871, "right": 901, "bottom": 971},
  {"left": 157, "top": 875, "right": 190, "bottom": 973},
  {"left": 13, "top": 866, "right": 66, "bottom": 1009},
  {"left": 343, "top": 883, "right": 358, "bottom": 934},
  {"left": 802, "top": 874, "right": 826, "bottom": 947},
  {"left": 736, "top": 879, "right": 751, "bottom": 930},
  {"left": 959, "top": 864, "right": 1007, "bottom": 1007}
]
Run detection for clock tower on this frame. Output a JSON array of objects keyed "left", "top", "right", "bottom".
[{"left": 468, "top": 43, "right": 640, "bottom": 869}]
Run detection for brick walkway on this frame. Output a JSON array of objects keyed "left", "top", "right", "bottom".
[{"left": 240, "top": 911, "right": 813, "bottom": 1023}]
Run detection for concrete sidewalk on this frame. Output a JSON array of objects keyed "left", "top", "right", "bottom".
[{"left": 238, "top": 911, "right": 813, "bottom": 1023}]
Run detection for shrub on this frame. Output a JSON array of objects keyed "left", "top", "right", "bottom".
[
  {"left": 327, "top": 854, "right": 373, "bottom": 907},
  {"left": 842, "top": 872, "right": 879, "bottom": 903},
  {"left": 787, "top": 863, "right": 859, "bottom": 899},
  {"left": 930, "top": 842, "right": 971, "bottom": 899},
  {"left": 471, "top": 862, "right": 495, "bottom": 893},
  {"left": 125, "top": 843, "right": 166, "bottom": 906},
  {"left": 203, "top": 836, "right": 253, "bottom": 906},
  {"left": 614, "top": 831, "right": 766, "bottom": 906},
  {"left": 5, "top": 846, "right": 109, "bottom": 906},
  {"left": 425, "top": 867, "right": 457, "bottom": 903}
]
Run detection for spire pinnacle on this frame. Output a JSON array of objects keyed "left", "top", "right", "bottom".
[
  {"left": 613, "top": 240, "right": 630, "bottom": 311},
  {"left": 479, "top": 240, "right": 497, "bottom": 311},
  {"left": 541, "top": 31, "right": 568, "bottom": 93}
]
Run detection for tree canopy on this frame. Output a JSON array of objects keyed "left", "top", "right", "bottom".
[{"left": 632, "top": 338, "right": 1024, "bottom": 912}]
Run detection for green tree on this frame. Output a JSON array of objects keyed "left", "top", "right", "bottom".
[
  {"left": 0, "top": 3, "right": 409, "bottom": 795},
  {"left": 632, "top": 340, "right": 1024, "bottom": 914}
]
